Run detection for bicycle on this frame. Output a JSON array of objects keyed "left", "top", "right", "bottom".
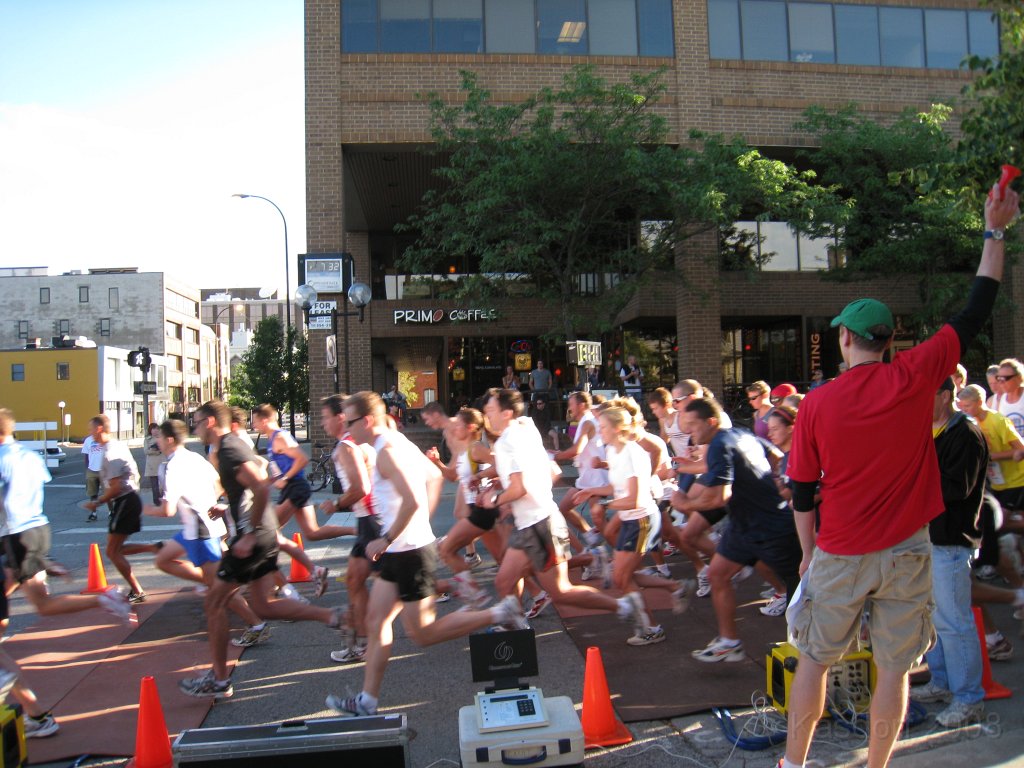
[{"left": 307, "top": 442, "right": 337, "bottom": 491}]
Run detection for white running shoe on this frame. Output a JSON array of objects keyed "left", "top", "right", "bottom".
[
  {"left": 627, "top": 625, "right": 666, "bottom": 646},
  {"left": 313, "top": 566, "right": 330, "bottom": 599},
  {"left": 691, "top": 636, "right": 745, "bottom": 663},
  {"left": 580, "top": 565, "right": 596, "bottom": 581},
  {"left": 696, "top": 567, "right": 711, "bottom": 598},
  {"left": 98, "top": 587, "right": 133, "bottom": 623},
  {"left": 330, "top": 644, "right": 367, "bottom": 664},
  {"left": 672, "top": 580, "right": 696, "bottom": 615},
  {"left": 638, "top": 565, "right": 670, "bottom": 578},
  {"left": 493, "top": 595, "right": 530, "bottom": 630},
  {"left": 731, "top": 565, "right": 754, "bottom": 584},
  {"left": 464, "top": 552, "right": 483, "bottom": 569},
  {"left": 760, "top": 594, "right": 787, "bottom": 617},
  {"left": 525, "top": 592, "right": 551, "bottom": 620}
]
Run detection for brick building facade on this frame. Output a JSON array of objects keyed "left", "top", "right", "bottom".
[{"left": 304, "top": 0, "right": 1016, "bottom": 423}]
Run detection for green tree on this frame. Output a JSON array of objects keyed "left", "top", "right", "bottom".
[
  {"left": 796, "top": 105, "right": 984, "bottom": 332},
  {"left": 229, "top": 316, "right": 308, "bottom": 415},
  {"left": 958, "top": 2, "right": 1024, "bottom": 209},
  {"left": 400, "top": 65, "right": 833, "bottom": 339}
]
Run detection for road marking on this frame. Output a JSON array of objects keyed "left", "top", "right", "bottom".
[
  {"left": 59, "top": 524, "right": 183, "bottom": 535},
  {"left": 47, "top": 484, "right": 87, "bottom": 489}
]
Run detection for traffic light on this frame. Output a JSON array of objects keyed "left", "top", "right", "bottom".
[{"left": 127, "top": 347, "right": 152, "bottom": 373}]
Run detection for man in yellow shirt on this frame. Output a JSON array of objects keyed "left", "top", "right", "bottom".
[{"left": 957, "top": 384, "right": 1024, "bottom": 510}]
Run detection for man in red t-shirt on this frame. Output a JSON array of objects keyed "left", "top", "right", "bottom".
[{"left": 779, "top": 186, "right": 1019, "bottom": 768}]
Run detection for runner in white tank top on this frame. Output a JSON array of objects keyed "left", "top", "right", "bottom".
[
  {"left": 327, "top": 392, "right": 525, "bottom": 720},
  {"left": 552, "top": 392, "right": 609, "bottom": 558}
]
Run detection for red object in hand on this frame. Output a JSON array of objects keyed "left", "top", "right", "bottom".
[{"left": 991, "top": 164, "right": 1021, "bottom": 200}]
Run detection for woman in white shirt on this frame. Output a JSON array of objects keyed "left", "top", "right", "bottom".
[{"left": 573, "top": 406, "right": 693, "bottom": 646}]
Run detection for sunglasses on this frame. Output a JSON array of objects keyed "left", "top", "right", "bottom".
[
  {"left": 747, "top": 395, "right": 761, "bottom": 402},
  {"left": 996, "top": 374, "right": 1020, "bottom": 382}
]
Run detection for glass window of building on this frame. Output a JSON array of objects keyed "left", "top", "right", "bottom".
[
  {"left": 109, "top": 287, "right": 119, "bottom": 309},
  {"left": 11, "top": 364, "right": 24, "bottom": 382},
  {"left": 39, "top": 287, "right": 50, "bottom": 304},
  {"left": 925, "top": 9, "right": 967, "bottom": 69},
  {"left": 637, "top": 0, "right": 673, "bottom": 56},
  {"left": 56, "top": 362, "right": 70, "bottom": 381},
  {"left": 880, "top": 7, "right": 924, "bottom": 67},
  {"left": 589, "top": 0, "right": 638, "bottom": 56},
  {"left": 343, "top": 0, "right": 379, "bottom": 52},
  {"left": 166, "top": 321, "right": 182, "bottom": 339},
  {"left": 485, "top": 0, "right": 537, "bottom": 53},
  {"left": 707, "top": 0, "right": 741, "bottom": 59},
  {"left": 740, "top": 0, "right": 788, "bottom": 61},
  {"left": 99, "top": 318, "right": 111, "bottom": 337},
  {"left": 79, "top": 286, "right": 89, "bottom": 303},
  {"left": 380, "top": 0, "right": 431, "bottom": 53},
  {"left": 835, "top": 4, "right": 880, "bottom": 66},
  {"left": 433, "top": 0, "right": 482, "bottom": 52},
  {"left": 759, "top": 222, "right": 799, "bottom": 271},
  {"left": 789, "top": 2, "right": 835, "bottom": 63},
  {"left": 17, "top": 321, "right": 28, "bottom": 339},
  {"left": 58, "top": 319, "right": 70, "bottom": 335},
  {"left": 968, "top": 10, "right": 999, "bottom": 59},
  {"left": 537, "top": 0, "right": 588, "bottom": 55},
  {"left": 798, "top": 233, "right": 833, "bottom": 271}
]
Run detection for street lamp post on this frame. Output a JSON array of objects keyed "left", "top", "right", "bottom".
[
  {"left": 232, "top": 193, "right": 296, "bottom": 436},
  {"left": 296, "top": 280, "right": 371, "bottom": 395}
]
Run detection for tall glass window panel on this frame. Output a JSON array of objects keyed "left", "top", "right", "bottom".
[
  {"left": 538, "top": 0, "right": 588, "bottom": 55},
  {"left": 342, "top": 0, "right": 378, "bottom": 52},
  {"left": 789, "top": 3, "right": 834, "bottom": 63},
  {"left": 740, "top": 0, "right": 788, "bottom": 62},
  {"left": 925, "top": 9, "right": 967, "bottom": 69},
  {"left": 708, "top": 0, "right": 741, "bottom": 59},
  {"left": 637, "top": 0, "right": 674, "bottom": 57},
  {"left": 759, "top": 222, "right": 799, "bottom": 271},
  {"left": 589, "top": 0, "right": 637, "bottom": 56},
  {"left": 835, "top": 4, "right": 879, "bottom": 65},
  {"left": 379, "top": 0, "right": 430, "bottom": 53},
  {"left": 968, "top": 10, "right": 999, "bottom": 59},
  {"left": 434, "top": 0, "right": 483, "bottom": 53},
  {"left": 880, "top": 7, "right": 923, "bottom": 68},
  {"left": 485, "top": 0, "right": 534, "bottom": 53},
  {"left": 798, "top": 233, "right": 832, "bottom": 271}
]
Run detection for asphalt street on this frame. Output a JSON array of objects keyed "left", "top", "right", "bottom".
[{"left": 23, "top": 440, "right": 1024, "bottom": 768}]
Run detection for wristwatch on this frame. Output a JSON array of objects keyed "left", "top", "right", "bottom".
[{"left": 984, "top": 228, "right": 1005, "bottom": 241}]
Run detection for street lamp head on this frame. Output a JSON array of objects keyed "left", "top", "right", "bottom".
[
  {"left": 232, "top": 193, "right": 251, "bottom": 199},
  {"left": 348, "top": 282, "right": 372, "bottom": 309},
  {"left": 58, "top": 401, "right": 66, "bottom": 409},
  {"left": 295, "top": 283, "right": 318, "bottom": 310}
]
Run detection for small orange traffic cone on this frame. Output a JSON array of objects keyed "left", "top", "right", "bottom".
[
  {"left": 80, "top": 542, "right": 109, "bottom": 594},
  {"left": 973, "top": 606, "right": 1012, "bottom": 700},
  {"left": 581, "top": 646, "right": 633, "bottom": 749},
  {"left": 288, "top": 533, "right": 312, "bottom": 583},
  {"left": 125, "top": 676, "right": 172, "bottom": 768}
]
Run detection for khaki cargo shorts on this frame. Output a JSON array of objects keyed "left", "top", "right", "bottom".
[{"left": 788, "top": 527, "right": 934, "bottom": 670}]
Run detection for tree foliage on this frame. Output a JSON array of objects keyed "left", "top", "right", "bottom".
[
  {"left": 229, "top": 316, "right": 308, "bottom": 415},
  {"left": 796, "top": 105, "right": 984, "bottom": 332},
  {"left": 400, "top": 66, "right": 834, "bottom": 339},
  {"left": 958, "top": 2, "right": 1024, "bottom": 210}
]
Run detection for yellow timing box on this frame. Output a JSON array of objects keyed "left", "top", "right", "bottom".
[
  {"left": 767, "top": 642, "right": 876, "bottom": 717},
  {"left": 0, "top": 704, "right": 26, "bottom": 768}
]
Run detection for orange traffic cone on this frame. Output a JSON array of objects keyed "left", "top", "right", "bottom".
[
  {"left": 973, "top": 606, "right": 1012, "bottom": 700},
  {"left": 288, "top": 533, "right": 312, "bottom": 583},
  {"left": 125, "top": 676, "right": 172, "bottom": 768},
  {"left": 581, "top": 646, "right": 633, "bottom": 749},
  {"left": 80, "top": 542, "right": 109, "bottom": 594}
]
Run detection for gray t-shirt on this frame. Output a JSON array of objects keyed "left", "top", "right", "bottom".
[
  {"left": 100, "top": 439, "right": 140, "bottom": 498},
  {"left": 530, "top": 367, "right": 553, "bottom": 392}
]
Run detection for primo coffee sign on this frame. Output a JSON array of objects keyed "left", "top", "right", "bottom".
[{"left": 393, "top": 308, "right": 498, "bottom": 324}]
